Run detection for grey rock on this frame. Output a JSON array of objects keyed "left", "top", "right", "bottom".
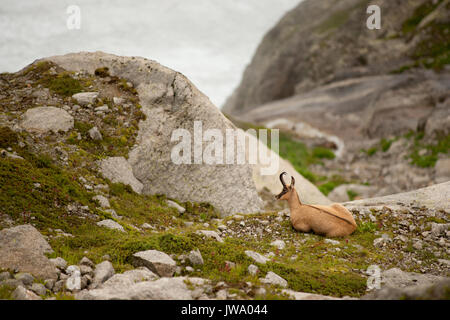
[
  {"left": 75, "top": 277, "right": 207, "bottom": 300},
  {"left": 101, "top": 267, "right": 158, "bottom": 289},
  {"left": 31, "top": 283, "right": 47, "bottom": 296},
  {"left": 88, "top": 126, "right": 103, "bottom": 141},
  {"left": 381, "top": 268, "right": 445, "bottom": 288},
  {"left": 167, "top": 200, "right": 186, "bottom": 213},
  {"left": 72, "top": 92, "right": 99, "bottom": 106},
  {"left": 245, "top": 250, "right": 269, "bottom": 264},
  {"left": 345, "top": 182, "right": 450, "bottom": 213},
  {"left": 188, "top": 249, "right": 204, "bottom": 265},
  {"left": 93, "top": 195, "right": 110, "bottom": 208},
  {"left": 79, "top": 265, "right": 93, "bottom": 277},
  {"left": 14, "top": 273, "right": 34, "bottom": 286},
  {"left": 91, "top": 261, "right": 115, "bottom": 288},
  {"left": 53, "top": 280, "right": 65, "bottom": 293},
  {"left": 363, "top": 278, "right": 450, "bottom": 300},
  {"left": 20, "top": 106, "right": 74, "bottom": 133},
  {"left": 282, "top": 289, "right": 340, "bottom": 300},
  {"left": 94, "top": 105, "right": 109, "bottom": 112},
  {"left": 0, "top": 271, "right": 12, "bottom": 281},
  {"left": 0, "top": 225, "right": 58, "bottom": 280},
  {"left": 196, "top": 230, "right": 224, "bottom": 243},
  {"left": 431, "top": 223, "right": 449, "bottom": 237},
  {"left": 132, "top": 250, "right": 176, "bottom": 277},
  {"left": 0, "top": 279, "right": 22, "bottom": 289},
  {"left": 270, "top": 240, "right": 286, "bottom": 250},
  {"left": 324, "top": 239, "right": 340, "bottom": 246},
  {"left": 50, "top": 257, "right": 68, "bottom": 270},
  {"left": 79, "top": 257, "right": 95, "bottom": 268},
  {"left": 96, "top": 219, "right": 125, "bottom": 232},
  {"left": 12, "top": 285, "right": 42, "bottom": 300},
  {"left": 98, "top": 156, "right": 143, "bottom": 194},
  {"left": 248, "top": 264, "right": 259, "bottom": 276},
  {"left": 44, "top": 279, "right": 55, "bottom": 290},
  {"left": 260, "top": 271, "right": 288, "bottom": 288}
]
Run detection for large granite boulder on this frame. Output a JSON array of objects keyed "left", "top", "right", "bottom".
[{"left": 42, "top": 52, "right": 329, "bottom": 216}]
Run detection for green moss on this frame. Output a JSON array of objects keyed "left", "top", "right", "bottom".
[
  {"left": 312, "top": 147, "right": 335, "bottom": 159},
  {"left": 259, "top": 262, "right": 366, "bottom": 297},
  {"left": 347, "top": 189, "right": 358, "bottom": 201},
  {"left": 317, "top": 175, "right": 347, "bottom": 196},
  {"left": 43, "top": 73, "right": 83, "bottom": 96},
  {"left": 0, "top": 284, "right": 14, "bottom": 300},
  {"left": 380, "top": 138, "right": 396, "bottom": 152},
  {"left": 408, "top": 132, "right": 449, "bottom": 168},
  {"left": 0, "top": 126, "right": 18, "bottom": 148},
  {"left": 401, "top": 0, "right": 443, "bottom": 34},
  {"left": 94, "top": 67, "right": 110, "bottom": 78}
]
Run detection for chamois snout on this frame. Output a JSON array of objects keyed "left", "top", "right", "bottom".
[{"left": 275, "top": 172, "right": 295, "bottom": 200}]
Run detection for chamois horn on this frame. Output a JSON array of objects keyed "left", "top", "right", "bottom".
[{"left": 280, "top": 172, "right": 287, "bottom": 188}]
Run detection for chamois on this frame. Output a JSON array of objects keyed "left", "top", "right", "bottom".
[{"left": 276, "top": 172, "right": 357, "bottom": 237}]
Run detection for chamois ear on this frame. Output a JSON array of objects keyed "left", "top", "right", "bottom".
[{"left": 290, "top": 176, "right": 295, "bottom": 188}]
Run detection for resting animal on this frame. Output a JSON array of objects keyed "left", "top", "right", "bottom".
[{"left": 276, "top": 172, "right": 356, "bottom": 237}]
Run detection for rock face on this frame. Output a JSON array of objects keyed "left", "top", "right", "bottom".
[
  {"left": 132, "top": 250, "right": 177, "bottom": 277},
  {"left": 362, "top": 268, "right": 449, "bottom": 300},
  {"left": 344, "top": 181, "right": 450, "bottom": 213},
  {"left": 20, "top": 106, "right": 74, "bottom": 133},
  {"left": 223, "top": 0, "right": 449, "bottom": 115},
  {"left": 0, "top": 225, "right": 58, "bottom": 280}
]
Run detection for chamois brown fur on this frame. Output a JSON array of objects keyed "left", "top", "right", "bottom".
[{"left": 276, "top": 172, "right": 356, "bottom": 237}]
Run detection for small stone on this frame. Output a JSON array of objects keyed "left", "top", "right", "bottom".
[
  {"left": 166, "top": 200, "right": 186, "bottom": 213},
  {"left": 31, "top": 283, "right": 47, "bottom": 296},
  {"left": 188, "top": 249, "right": 204, "bottom": 265},
  {"left": 132, "top": 250, "right": 176, "bottom": 277},
  {"left": 91, "top": 261, "right": 115, "bottom": 288},
  {"left": 93, "top": 195, "right": 110, "bottom": 208},
  {"left": 101, "top": 254, "right": 111, "bottom": 261},
  {"left": 413, "top": 241, "right": 423, "bottom": 250},
  {"left": 185, "top": 266, "right": 194, "bottom": 273},
  {"left": 94, "top": 105, "right": 109, "bottom": 112},
  {"left": 12, "top": 285, "right": 41, "bottom": 300},
  {"left": 79, "top": 257, "right": 95, "bottom": 268},
  {"left": 324, "top": 239, "right": 340, "bottom": 245},
  {"left": 245, "top": 250, "right": 269, "bottom": 264},
  {"left": 260, "top": 271, "right": 288, "bottom": 288},
  {"left": 44, "top": 279, "right": 55, "bottom": 290},
  {"left": 72, "top": 92, "right": 99, "bottom": 106},
  {"left": 50, "top": 257, "right": 68, "bottom": 270},
  {"left": 79, "top": 265, "right": 93, "bottom": 276},
  {"left": 14, "top": 273, "right": 34, "bottom": 286},
  {"left": 53, "top": 280, "right": 65, "bottom": 293},
  {"left": 96, "top": 219, "right": 125, "bottom": 232},
  {"left": 196, "top": 230, "right": 224, "bottom": 243},
  {"left": 270, "top": 240, "right": 286, "bottom": 250},
  {"left": 0, "top": 271, "right": 12, "bottom": 281}
]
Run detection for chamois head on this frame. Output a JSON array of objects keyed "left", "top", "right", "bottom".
[{"left": 275, "top": 172, "right": 295, "bottom": 200}]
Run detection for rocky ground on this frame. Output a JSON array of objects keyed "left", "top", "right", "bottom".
[{"left": 0, "top": 53, "right": 449, "bottom": 300}]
